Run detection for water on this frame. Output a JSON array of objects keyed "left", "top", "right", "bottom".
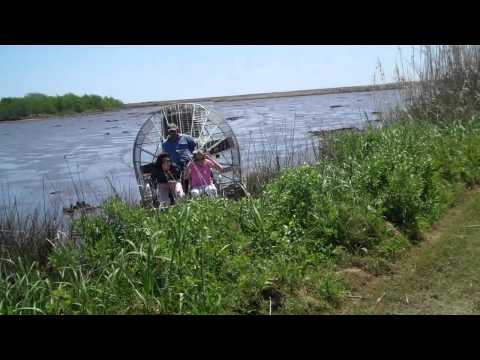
[{"left": 0, "top": 89, "right": 403, "bottom": 212}]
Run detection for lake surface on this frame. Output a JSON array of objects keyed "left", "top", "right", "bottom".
[{"left": 0, "top": 89, "right": 403, "bottom": 212}]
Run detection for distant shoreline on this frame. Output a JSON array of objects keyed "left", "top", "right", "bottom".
[
  {"left": 124, "top": 82, "right": 403, "bottom": 109},
  {"left": 0, "top": 83, "right": 404, "bottom": 123}
]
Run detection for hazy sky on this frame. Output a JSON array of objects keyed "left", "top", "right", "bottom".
[{"left": 0, "top": 45, "right": 414, "bottom": 103}]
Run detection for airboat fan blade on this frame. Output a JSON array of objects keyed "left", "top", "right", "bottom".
[
  {"left": 141, "top": 148, "right": 156, "bottom": 157},
  {"left": 220, "top": 166, "right": 234, "bottom": 173},
  {"left": 203, "top": 137, "right": 233, "bottom": 154}
]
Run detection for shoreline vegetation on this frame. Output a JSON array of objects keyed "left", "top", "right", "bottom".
[
  {"left": 2, "top": 45, "right": 480, "bottom": 314},
  {"left": 0, "top": 93, "right": 123, "bottom": 122}
]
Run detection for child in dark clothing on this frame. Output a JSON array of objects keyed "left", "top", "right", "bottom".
[{"left": 151, "top": 153, "right": 185, "bottom": 206}]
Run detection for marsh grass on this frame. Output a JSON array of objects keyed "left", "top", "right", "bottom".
[
  {"left": 0, "top": 171, "right": 138, "bottom": 273},
  {"left": 243, "top": 115, "right": 323, "bottom": 195},
  {"left": 0, "top": 198, "right": 63, "bottom": 271},
  {"left": 395, "top": 45, "right": 480, "bottom": 123}
]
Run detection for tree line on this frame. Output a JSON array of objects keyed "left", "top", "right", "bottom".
[{"left": 0, "top": 93, "right": 124, "bottom": 121}]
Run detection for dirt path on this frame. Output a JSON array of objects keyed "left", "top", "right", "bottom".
[{"left": 338, "top": 189, "right": 480, "bottom": 315}]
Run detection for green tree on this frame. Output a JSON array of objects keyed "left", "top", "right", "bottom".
[{"left": 0, "top": 93, "right": 123, "bottom": 121}]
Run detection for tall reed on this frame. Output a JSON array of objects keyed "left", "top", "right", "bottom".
[
  {"left": 243, "top": 114, "right": 322, "bottom": 195},
  {"left": 395, "top": 45, "right": 480, "bottom": 123}
]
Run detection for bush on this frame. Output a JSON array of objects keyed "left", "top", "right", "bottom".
[{"left": 0, "top": 93, "right": 123, "bottom": 121}]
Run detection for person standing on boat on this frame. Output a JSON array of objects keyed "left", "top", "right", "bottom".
[
  {"left": 150, "top": 153, "right": 185, "bottom": 206},
  {"left": 162, "top": 123, "right": 197, "bottom": 192},
  {"left": 162, "top": 123, "right": 197, "bottom": 172},
  {"left": 186, "top": 150, "right": 224, "bottom": 197}
]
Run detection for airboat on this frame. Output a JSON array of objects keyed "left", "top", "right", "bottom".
[{"left": 133, "top": 103, "right": 245, "bottom": 206}]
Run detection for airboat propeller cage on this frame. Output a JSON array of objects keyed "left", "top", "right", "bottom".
[{"left": 133, "top": 103, "right": 242, "bottom": 203}]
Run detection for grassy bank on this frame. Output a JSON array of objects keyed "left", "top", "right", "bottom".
[
  {"left": 0, "top": 93, "right": 123, "bottom": 121},
  {"left": 338, "top": 188, "right": 480, "bottom": 314},
  {"left": 2, "top": 116, "right": 480, "bottom": 314}
]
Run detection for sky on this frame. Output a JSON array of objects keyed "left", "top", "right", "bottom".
[{"left": 0, "top": 45, "right": 415, "bottom": 104}]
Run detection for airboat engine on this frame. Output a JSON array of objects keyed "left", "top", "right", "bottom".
[{"left": 132, "top": 103, "right": 244, "bottom": 205}]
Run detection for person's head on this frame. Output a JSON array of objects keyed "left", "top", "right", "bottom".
[
  {"left": 192, "top": 149, "right": 205, "bottom": 163},
  {"left": 156, "top": 152, "right": 172, "bottom": 170},
  {"left": 167, "top": 123, "right": 179, "bottom": 140}
]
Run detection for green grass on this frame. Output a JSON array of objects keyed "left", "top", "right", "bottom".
[
  {"left": 3, "top": 117, "right": 480, "bottom": 314},
  {"left": 338, "top": 189, "right": 480, "bottom": 315}
]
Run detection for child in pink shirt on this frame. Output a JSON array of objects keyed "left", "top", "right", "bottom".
[{"left": 186, "top": 150, "right": 224, "bottom": 197}]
